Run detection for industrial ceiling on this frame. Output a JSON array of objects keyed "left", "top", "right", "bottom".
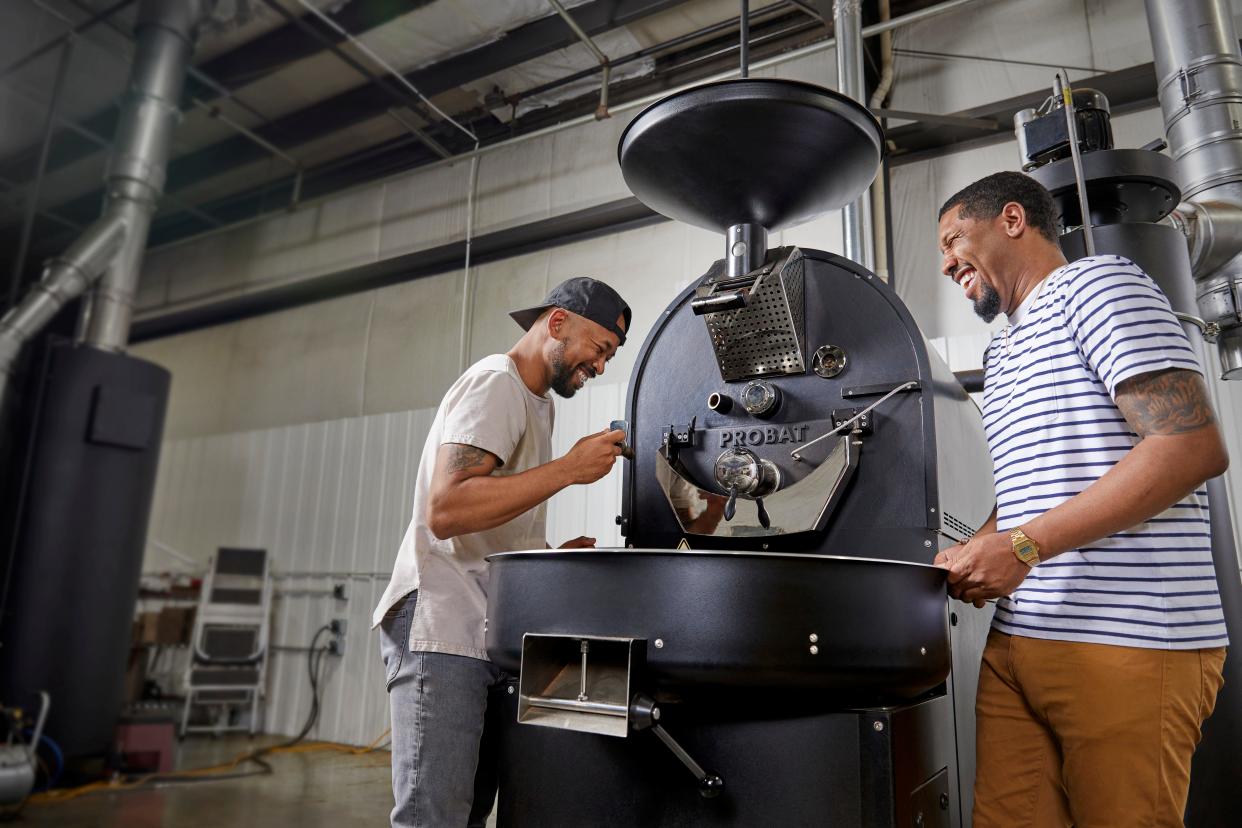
[{"left": 0, "top": 0, "right": 1154, "bottom": 306}]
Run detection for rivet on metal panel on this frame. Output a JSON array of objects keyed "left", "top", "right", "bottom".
[
  {"left": 923, "top": 539, "right": 932, "bottom": 547},
  {"left": 654, "top": 638, "right": 665, "bottom": 649},
  {"left": 507, "top": 685, "right": 515, "bottom": 695},
  {"left": 930, "top": 507, "right": 936, "bottom": 513},
  {"left": 873, "top": 721, "right": 884, "bottom": 732},
  {"left": 808, "top": 633, "right": 818, "bottom": 643},
  {"left": 809, "top": 645, "right": 819, "bottom": 655},
  {"left": 920, "top": 647, "right": 927, "bottom": 655}
]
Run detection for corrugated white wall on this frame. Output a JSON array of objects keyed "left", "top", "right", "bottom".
[
  {"left": 145, "top": 384, "right": 629, "bottom": 745},
  {"left": 131, "top": 0, "right": 1242, "bottom": 742}
]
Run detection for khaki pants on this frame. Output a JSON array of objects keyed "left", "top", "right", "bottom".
[{"left": 974, "top": 631, "right": 1225, "bottom": 828}]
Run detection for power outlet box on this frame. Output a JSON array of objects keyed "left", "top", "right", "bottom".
[{"left": 329, "top": 619, "right": 347, "bottom": 656}]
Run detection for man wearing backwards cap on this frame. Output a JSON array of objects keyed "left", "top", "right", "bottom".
[{"left": 373, "top": 277, "right": 632, "bottom": 827}]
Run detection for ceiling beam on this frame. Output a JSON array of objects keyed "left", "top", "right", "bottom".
[
  {"left": 14, "top": 0, "right": 692, "bottom": 245},
  {"left": 0, "top": 0, "right": 423, "bottom": 185},
  {"left": 136, "top": 4, "right": 812, "bottom": 248},
  {"left": 30, "top": 7, "right": 826, "bottom": 252}
]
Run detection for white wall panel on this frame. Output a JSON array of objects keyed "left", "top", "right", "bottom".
[
  {"left": 378, "top": 161, "right": 472, "bottom": 259},
  {"left": 144, "top": 376, "right": 634, "bottom": 744},
  {"left": 474, "top": 134, "right": 554, "bottom": 234},
  {"left": 547, "top": 115, "right": 633, "bottom": 215}
]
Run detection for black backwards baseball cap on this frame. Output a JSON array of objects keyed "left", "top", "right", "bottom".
[{"left": 509, "top": 277, "right": 632, "bottom": 346}]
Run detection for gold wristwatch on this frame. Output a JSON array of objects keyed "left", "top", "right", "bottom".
[{"left": 1010, "top": 528, "right": 1041, "bottom": 567}]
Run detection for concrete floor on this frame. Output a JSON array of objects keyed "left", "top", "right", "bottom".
[{"left": 20, "top": 735, "right": 396, "bottom": 827}]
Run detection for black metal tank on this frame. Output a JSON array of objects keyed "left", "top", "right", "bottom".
[{"left": 0, "top": 343, "right": 169, "bottom": 758}]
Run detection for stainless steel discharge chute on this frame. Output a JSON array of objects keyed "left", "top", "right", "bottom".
[{"left": 486, "top": 79, "right": 994, "bottom": 827}]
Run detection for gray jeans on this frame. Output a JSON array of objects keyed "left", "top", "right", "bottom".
[{"left": 379, "top": 591, "right": 507, "bottom": 828}]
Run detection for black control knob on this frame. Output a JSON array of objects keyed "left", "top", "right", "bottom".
[{"left": 740, "top": 380, "right": 781, "bottom": 418}]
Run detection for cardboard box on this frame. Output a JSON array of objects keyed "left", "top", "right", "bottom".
[
  {"left": 135, "top": 612, "right": 160, "bottom": 645},
  {"left": 155, "top": 607, "right": 195, "bottom": 645}
]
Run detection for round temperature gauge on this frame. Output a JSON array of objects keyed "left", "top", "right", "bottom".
[{"left": 740, "top": 380, "right": 781, "bottom": 418}]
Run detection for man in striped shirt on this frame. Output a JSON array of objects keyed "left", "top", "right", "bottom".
[{"left": 934, "top": 171, "right": 1228, "bottom": 827}]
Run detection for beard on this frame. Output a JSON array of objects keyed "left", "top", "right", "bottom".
[
  {"left": 549, "top": 338, "right": 588, "bottom": 398},
  {"left": 973, "top": 282, "right": 1002, "bottom": 323}
]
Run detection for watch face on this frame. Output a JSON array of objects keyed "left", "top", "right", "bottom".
[{"left": 1011, "top": 529, "right": 1039, "bottom": 565}]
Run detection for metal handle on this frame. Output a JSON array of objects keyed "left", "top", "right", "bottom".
[
  {"left": 629, "top": 694, "right": 724, "bottom": 799},
  {"left": 724, "top": 486, "right": 738, "bottom": 521},
  {"left": 690, "top": 289, "right": 750, "bottom": 315}
]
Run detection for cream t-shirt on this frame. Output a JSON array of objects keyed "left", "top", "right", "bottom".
[{"left": 371, "top": 354, "right": 554, "bottom": 660}]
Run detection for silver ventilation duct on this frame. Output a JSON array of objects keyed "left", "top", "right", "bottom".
[
  {"left": 1146, "top": 0, "right": 1242, "bottom": 378},
  {"left": 0, "top": 0, "right": 214, "bottom": 413},
  {"left": 83, "top": 0, "right": 215, "bottom": 351},
  {"left": 832, "top": 0, "right": 875, "bottom": 271}
]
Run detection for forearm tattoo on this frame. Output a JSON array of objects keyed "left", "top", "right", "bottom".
[
  {"left": 445, "top": 444, "right": 491, "bottom": 472},
  {"left": 1116, "top": 369, "right": 1217, "bottom": 437}
]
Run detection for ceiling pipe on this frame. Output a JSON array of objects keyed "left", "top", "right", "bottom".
[
  {"left": 103, "top": 0, "right": 983, "bottom": 266},
  {"left": 868, "top": 0, "right": 894, "bottom": 284},
  {"left": 547, "top": 0, "right": 613, "bottom": 119},
  {"left": 81, "top": 0, "right": 217, "bottom": 352},
  {"left": 1147, "top": 0, "right": 1242, "bottom": 378},
  {"left": 830, "top": 0, "right": 874, "bottom": 270},
  {"left": 0, "top": 212, "right": 128, "bottom": 416},
  {"left": 1, "top": 0, "right": 215, "bottom": 413}
]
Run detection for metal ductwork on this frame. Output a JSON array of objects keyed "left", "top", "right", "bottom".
[
  {"left": 1147, "top": 0, "right": 1242, "bottom": 378},
  {"left": 0, "top": 0, "right": 213, "bottom": 762},
  {"left": 83, "top": 0, "right": 213, "bottom": 351},
  {"left": 0, "top": 0, "right": 211, "bottom": 416},
  {"left": 831, "top": 0, "right": 875, "bottom": 272},
  {"left": 0, "top": 213, "right": 128, "bottom": 415}
]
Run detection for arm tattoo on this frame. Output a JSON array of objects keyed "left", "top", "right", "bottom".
[
  {"left": 445, "top": 444, "right": 491, "bottom": 473},
  {"left": 1116, "top": 369, "right": 1216, "bottom": 437}
]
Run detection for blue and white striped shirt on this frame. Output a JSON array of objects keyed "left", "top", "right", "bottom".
[{"left": 982, "top": 255, "right": 1227, "bottom": 649}]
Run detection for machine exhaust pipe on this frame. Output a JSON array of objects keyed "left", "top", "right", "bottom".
[
  {"left": 0, "top": 0, "right": 212, "bottom": 761},
  {"left": 1146, "top": 0, "right": 1242, "bottom": 378},
  {"left": 82, "top": 0, "right": 214, "bottom": 351},
  {"left": 1144, "top": 4, "right": 1242, "bottom": 822},
  {"left": 0, "top": 0, "right": 212, "bottom": 419}
]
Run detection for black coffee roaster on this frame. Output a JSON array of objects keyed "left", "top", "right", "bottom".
[{"left": 485, "top": 79, "right": 995, "bottom": 827}]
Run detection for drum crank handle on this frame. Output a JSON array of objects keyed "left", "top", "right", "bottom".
[{"left": 629, "top": 694, "right": 724, "bottom": 798}]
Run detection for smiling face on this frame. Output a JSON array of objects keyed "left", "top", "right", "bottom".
[
  {"left": 938, "top": 204, "right": 1011, "bottom": 323},
  {"left": 546, "top": 310, "right": 625, "bottom": 398}
]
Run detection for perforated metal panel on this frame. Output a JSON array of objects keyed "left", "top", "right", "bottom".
[
  {"left": 702, "top": 248, "right": 806, "bottom": 380},
  {"left": 941, "top": 512, "right": 978, "bottom": 542}
]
